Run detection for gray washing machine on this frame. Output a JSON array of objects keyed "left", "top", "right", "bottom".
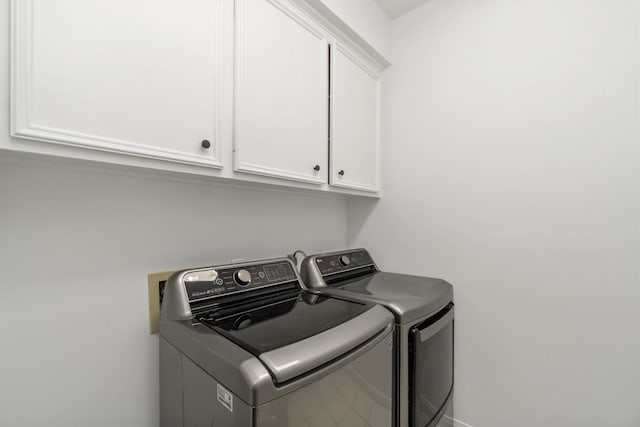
[
  {"left": 301, "top": 249, "right": 454, "bottom": 427},
  {"left": 159, "top": 257, "right": 395, "bottom": 427}
]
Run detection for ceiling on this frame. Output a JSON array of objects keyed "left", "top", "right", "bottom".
[{"left": 374, "top": 0, "right": 431, "bottom": 19}]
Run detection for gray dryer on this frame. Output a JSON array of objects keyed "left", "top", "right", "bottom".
[{"left": 301, "top": 249, "right": 454, "bottom": 427}]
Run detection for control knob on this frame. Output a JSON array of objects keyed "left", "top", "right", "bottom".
[
  {"left": 234, "top": 269, "right": 252, "bottom": 287},
  {"left": 339, "top": 255, "right": 351, "bottom": 266}
]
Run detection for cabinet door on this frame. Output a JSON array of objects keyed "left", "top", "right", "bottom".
[
  {"left": 234, "top": 0, "right": 328, "bottom": 184},
  {"left": 12, "top": 0, "right": 224, "bottom": 168},
  {"left": 331, "top": 42, "right": 381, "bottom": 192}
]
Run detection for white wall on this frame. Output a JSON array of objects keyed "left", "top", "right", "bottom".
[
  {"left": 0, "top": 154, "right": 348, "bottom": 426},
  {"left": 349, "top": 1, "right": 640, "bottom": 426}
]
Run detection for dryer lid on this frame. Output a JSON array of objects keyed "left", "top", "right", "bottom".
[
  {"left": 322, "top": 272, "right": 453, "bottom": 324},
  {"left": 301, "top": 249, "right": 454, "bottom": 324},
  {"left": 199, "top": 291, "right": 393, "bottom": 383}
]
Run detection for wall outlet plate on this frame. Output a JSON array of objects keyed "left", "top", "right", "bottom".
[{"left": 147, "top": 270, "right": 176, "bottom": 334}]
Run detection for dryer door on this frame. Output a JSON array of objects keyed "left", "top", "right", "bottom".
[{"left": 409, "top": 303, "right": 454, "bottom": 427}]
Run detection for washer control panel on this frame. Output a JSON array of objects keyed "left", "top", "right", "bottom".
[
  {"left": 183, "top": 261, "right": 297, "bottom": 302},
  {"left": 315, "top": 250, "right": 374, "bottom": 276}
]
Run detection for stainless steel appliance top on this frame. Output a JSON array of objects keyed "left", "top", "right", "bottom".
[
  {"left": 301, "top": 249, "right": 453, "bottom": 324},
  {"left": 159, "top": 256, "right": 394, "bottom": 404}
]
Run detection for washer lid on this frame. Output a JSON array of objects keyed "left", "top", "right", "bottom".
[
  {"left": 320, "top": 272, "right": 453, "bottom": 324},
  {"left": 199, "top": 291, "right": 393, "bottom": 383}
]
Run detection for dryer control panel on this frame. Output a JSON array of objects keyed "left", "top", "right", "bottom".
[
  {"left": 314, "top": 250, "right": 374, "bottom": 276},
  {"left": 300, "top": 249, "right": 379, "bottom": 289}
]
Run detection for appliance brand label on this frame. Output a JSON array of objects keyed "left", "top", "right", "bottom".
[{"left": 217, "top": 384, "right": 233, "bottom": 412}]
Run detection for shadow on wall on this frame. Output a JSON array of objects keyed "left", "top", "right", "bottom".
[{"left": 347, "top": 197, "right": 380, "bottom": 245}]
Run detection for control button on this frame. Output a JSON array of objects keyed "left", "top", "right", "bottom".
[
  {"left": 339, "top": 255, "right": 351, "bottom": 266},
  {"left": 234, "top": 269, "right": 252, "bottom": 287}
]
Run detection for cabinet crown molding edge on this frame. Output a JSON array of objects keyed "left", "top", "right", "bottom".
[{"left": 290, "top": 0, "right": 391, "bottom": 72}]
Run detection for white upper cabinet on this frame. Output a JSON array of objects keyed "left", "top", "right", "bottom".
[
  {"left": 10, "top": 0, "right": 389, "bottom": 196},
  {"left": 330, "top": 41, "right": 382, "bottom": 192},
  {"left": 12, "top": 0, "right": 224, "bottom": 168},
  {"left": 234, "top": 0, "right": 328, "bottom": 184}
]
